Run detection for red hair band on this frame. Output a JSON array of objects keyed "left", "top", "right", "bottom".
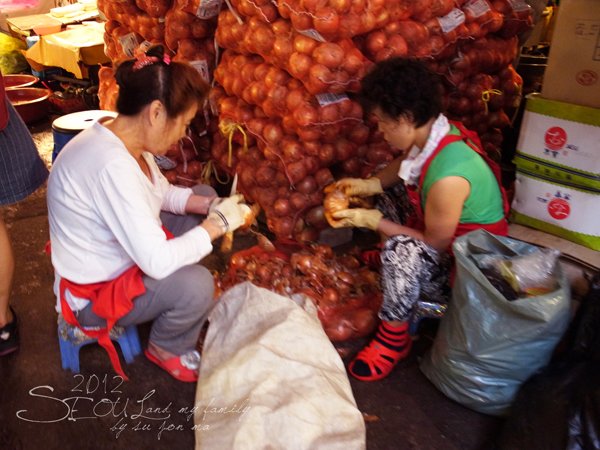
[{"left": 132, "top": 54, "right": 170, "bottom": 71}]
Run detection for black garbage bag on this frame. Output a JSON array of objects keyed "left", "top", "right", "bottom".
[{"left": 495, "top": 271, "right": 600, "bottom": 450}]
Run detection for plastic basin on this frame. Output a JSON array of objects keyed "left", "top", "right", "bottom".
[
  {"left": 3, "top": 74, "right": 39, "bottom": 90},
  {"left": 6, "top": 87, "right": 52, "bottom": 124}
]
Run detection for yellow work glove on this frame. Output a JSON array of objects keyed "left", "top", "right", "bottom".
[
  {"left": 330, "top": 208, "right": 383, "bottom": 230},
  {"left": 207, "top": 194, "right": 252, "bottom": 233},
  {"left": 326, "top": 177, "right": 383, "bottom": 197}
]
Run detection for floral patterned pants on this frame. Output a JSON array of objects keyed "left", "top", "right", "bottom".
[{"left": 376, "top": 184, "right": 451, "bottom": 322}]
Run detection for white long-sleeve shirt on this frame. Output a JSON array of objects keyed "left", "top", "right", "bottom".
[{"left": 48, "top": 121, "right": 212, "bottom": 309}]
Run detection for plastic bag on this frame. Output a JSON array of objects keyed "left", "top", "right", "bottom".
[
  {"left": 476, "top": 246, "right": 561, "bottom": 298},
  {"left": 420, "top": 229, "right": 571, "bottom": 416},
  {"left": 0, "top": 34, "right": 28, "bottom": 75}
]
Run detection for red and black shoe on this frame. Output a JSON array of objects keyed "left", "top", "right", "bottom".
[{"left": 348, "top": 321, "right": 412, "bottom": 382}]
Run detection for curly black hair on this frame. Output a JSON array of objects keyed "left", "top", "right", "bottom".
[{"left": 358, "top": 58, "right": 443, "bottom": 127}]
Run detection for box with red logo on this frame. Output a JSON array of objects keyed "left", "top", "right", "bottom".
[
  {"left": 511, "top": 173, "right": 600, "bottom": 250},
  {"left": 542, "top": 0, "right": 600, "bottom": 109},
  {"left": 511, "top": 94, "right": 600, "bottom": 250}
]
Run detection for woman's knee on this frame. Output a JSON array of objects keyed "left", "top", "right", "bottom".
[{"left": 170, "top": 265, "right": 214, "bottom": 313}]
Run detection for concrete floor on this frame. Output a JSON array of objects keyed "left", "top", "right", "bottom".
[{"left": 0, "top": 117, "right": 534, "bottom": 450}]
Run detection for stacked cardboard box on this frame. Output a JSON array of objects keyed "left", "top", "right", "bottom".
[
  {"left": 541, "top": 0, "right": 600, "bottom": 109},
  {"left": 511, "top": 0, "right": 600, "bottom": 250},
  {"left": 511, "top": 94, "right": 600, "bottom": 250}
]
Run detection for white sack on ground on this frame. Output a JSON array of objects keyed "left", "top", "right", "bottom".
[{"left": 194, "top": 281, "right": 366, "bottom": 450}]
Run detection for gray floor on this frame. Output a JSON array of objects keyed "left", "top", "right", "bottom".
[{"left": 2, "top": 118, "right": 506, "bottom": 450}]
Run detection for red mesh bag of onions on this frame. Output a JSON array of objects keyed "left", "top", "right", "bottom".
[{"left": 218, "top": 243, "right": 382, "bottom": 343}]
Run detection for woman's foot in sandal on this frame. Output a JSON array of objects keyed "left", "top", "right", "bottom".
[
  {"left": 349, "top": 321, "right": 412, "bottom": 381},
  {"left": 145, "top": 341, "right": 201, "bottom": 383}
]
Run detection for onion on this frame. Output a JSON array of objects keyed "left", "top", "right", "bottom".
[
  {"left": 295, "top": 226, "right": 319, "bottom": 244},
  {"left": 305, "top": 205, "right": 328, "bottom": 228},
  {"left": 286, "top": 161, "right": 308, "bottom": 184},
  {"left": 263, "top": 123, "right": 284, "bottom": 145},
  {"left": 317, "top": 144, "right": 335, "bottom": 165},
  {"left": 314, "top": 7, "right": 340, "bottom": 36},
  {"left": 342, "top": 47, "right": 365, "bottom": 74},
  {"left": 325, "top": 320, "right": 354, "bottom": 342},
  {"left": 387, "top": 34, "right": 408, "bottom": 57},
  {"left": 293, "top": 34, "right": 318, "bottom": 54},
  {"left": 286, "top": 88, "right": 306, "bottom": 111},
  {"left": 290, "top": 192, "right": 309, "bottom": 210},
  {"left": 313, "top": 43, "right": 345, "bottom": 69},
  {"left": 256, "top": 165, "right": 276, "bottom": 187},
  {"left": 282, "top": 139, "right": 303, "bottom": 161},
  {"left": 272, "top": 216, "right": 294, "bottom": 238},
  {"left": 163, "top": 170, "right": 177, "bottom": 184},
  {"left": 273, "top": 198, "right": 291, "bottom": 216},
  {"left": 296, "top": 175, "right": 318, "bottom": 194},
  {"left": 319, "top": 103, "right": 340, "bottom": 123},
  {"left": 297, "top": 127, "right": 322, "bottom": 142},
  {"left": 314, "top": 168, "right": 334, "bottom": 187},
  {"left": 185, "top": 160, "right": 203, "bottom": 177},
  {"left": 321, "top": 288, "right": 340, "bottom": 306},
  {"left": 350, "top": 308, "right": 377, "bottom": 337},
  {"left": 256, "top": 187, "right": 278, "bottom": 207},
  {"left": 304, "top": 156, "right": 319, "bottom": 174},
  {"left": 335, "top": 138, "right": 355, "bottom": 161},
  {"left": 288, "top": 52, "right": 313, "bottom": 79},
  {"left": 342, "top": 157, "right": 361, "bottom": 176},
  {"left": 293, "top": 104, "right": 319, "bottom": 127},
  {"left": 366, "top": 30, "right": 387, "bottom": 56},
  {"left": 273, "top": 36, "right": 293, "bottom": 62}
]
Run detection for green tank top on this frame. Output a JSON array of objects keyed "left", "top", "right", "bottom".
[{"left": 421, "top": 127, "right": 504, "bottom": 224}]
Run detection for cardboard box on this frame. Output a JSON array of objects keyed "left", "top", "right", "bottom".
[
  {"left": 514, "top": 94, "right": 600, "bottom": 187},
  {"left": 511, "top": 171, "right": 600, "bottom": 250},
  {"left": 512, "top": 94, "right": 600, "bottom": 250},
  {"left": 541, "top": 0, "right": 600, "bottom": 109}
]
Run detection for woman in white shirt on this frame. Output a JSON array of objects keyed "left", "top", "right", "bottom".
[{"left": 48, "top": 45, "right": 250, "bottom": 382}]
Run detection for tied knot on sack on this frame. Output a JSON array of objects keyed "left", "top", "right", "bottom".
[
  {"left": 481, "top": 89, "right": 503, "bottom": 115},
  {"left": 218, "top": 119, "right": 248, "bottom": 167}
]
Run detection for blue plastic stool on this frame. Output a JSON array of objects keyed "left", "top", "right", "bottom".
[{"left": 57, "top": 314, "right": 142, "bottom": 373}]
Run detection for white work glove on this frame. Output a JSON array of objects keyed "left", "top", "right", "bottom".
[
  {"left": 325, "top": 177, "right": 383, "bottom": 197},
  {"left": 330, "top": 208, "right": 383, "bottom": 230},
  {"left": 207, "top": 194, "right": 252, "bottom": 233}
]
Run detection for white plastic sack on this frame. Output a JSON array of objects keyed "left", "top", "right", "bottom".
[{"left": 194, "top": 282, "right": 366, "bottom": 450}]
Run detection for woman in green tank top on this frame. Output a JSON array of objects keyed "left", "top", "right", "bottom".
[{"left": 326, "top": 58, "right": 507, "bottom": 382}]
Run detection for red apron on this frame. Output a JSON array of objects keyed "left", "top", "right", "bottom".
[
  {"left": 60, "top": 267, "right": 145, "bottom": 380},
  {"left": 405, "top": 121, "right": 509, "bottom": 247},
  {"left": 57, "top": 225, "right": 174, "bottom": 379}
]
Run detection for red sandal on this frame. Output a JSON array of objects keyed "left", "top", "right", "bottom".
[
  {"left": 144, "top": 349, "right": 200, "bottom": 383},
  {"left": 348, "top": 322, "right": 412, "bottom": 382}
]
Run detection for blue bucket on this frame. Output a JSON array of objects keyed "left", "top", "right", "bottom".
[{"left": 52, "top": 110, "right": 117, "bottom": 162}]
